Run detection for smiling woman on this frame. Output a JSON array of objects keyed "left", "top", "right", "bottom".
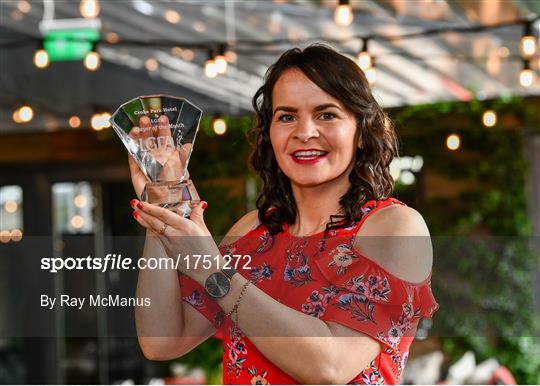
[
  {"left": 251, "top": 45, "right": 398, "bottom": 235},
  {"left": 131, "top": 44, "right": 438, "bottom": 385}
]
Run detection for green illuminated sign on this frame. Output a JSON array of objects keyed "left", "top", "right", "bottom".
[{"left": 43, "top": 28, "right": 99, "bottom": 61}]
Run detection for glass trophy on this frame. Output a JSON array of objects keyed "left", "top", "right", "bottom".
[{"left": 110, "top": 95, "right": 202, "bottom": 217}]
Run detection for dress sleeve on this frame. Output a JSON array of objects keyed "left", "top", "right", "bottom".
[
  {"left": 314, "top": 238, "right": 439, "bottom": 354},
  {"left": 179, "top": 274, "right": 225, "bottom": 340}
]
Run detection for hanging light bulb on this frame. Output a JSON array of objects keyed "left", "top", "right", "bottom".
[
  {"left": 80, "top": 0, "right": 100, "bottom": 19},
  {"left": 34, "top": 48, "right": 49, "bottom": 69},
  {"left": 18, "top": 105, "right": 34, "bottom": 123},
  {"left": 215, "top": 44, "right": 228, "bottom": 75},
  {"left": 365, "top": 58, "right": 376, "bottom": 85},
  {"left": 84, "top": 50, "right": 101, "bottom": 71},
  {"left": 205, "top": 50, "right": 217, "bottom": 78},
  {"left": 357, "top": 38, "right": 372, "bottom": 71},
  {"left": 213, "top": 117, "right": 227, "bottom": 135},
  {"left": 446, "top": 134, "right": 461, "bottom": 151},
  {"left": 482, "top": 109, "right": 497, "bottom": 127},
  {"left": 12, "top": 109, "right": 22, "bottom": 123},
  {"left": 334, "top": 0, "right": 353, "bottom": 27},
  {"left": 68, "top": 115, "right": 81, "bottom": 128},
  {"left": 90, "top": 112, "right": 111, "bottom": 131},
  {"left": 365, "top": 67, "right": 376, "bottom": 85},
  {"left": 519, "top": 60, "right": 536, "bottom": 87},
  {"left": 91, "top": 113, "right": 103, "bottom": 131},
  {"left": 520, "top": 22, "right": 537, "bottom": 57}
]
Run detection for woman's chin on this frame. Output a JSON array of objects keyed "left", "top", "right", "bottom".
[{"left": 288, "top": 175, "right": 334, "bottom": 188}]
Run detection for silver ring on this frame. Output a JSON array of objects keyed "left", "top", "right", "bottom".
[{"left": 158, "top": 223, "right": 168, "bottom": 235}]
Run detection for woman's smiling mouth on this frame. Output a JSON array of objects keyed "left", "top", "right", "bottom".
[{"left": 290, "top": 149, "right": 329, "bottom": 164}]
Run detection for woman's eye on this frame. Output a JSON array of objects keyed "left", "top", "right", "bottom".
[
  {"left": 319, "top": 112, "right": 336, "bottom": 120},
  {"left": 277, "top": 114, "right": 295, "bottom": 122}
]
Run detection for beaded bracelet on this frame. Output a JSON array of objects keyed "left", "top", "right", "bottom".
[{"left": 226, "top": 279, "right": 252, "bottom": 325}]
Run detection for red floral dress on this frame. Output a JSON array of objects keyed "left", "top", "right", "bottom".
[{"left": 180, "top": 198, "right": 439, "bottom": 384}]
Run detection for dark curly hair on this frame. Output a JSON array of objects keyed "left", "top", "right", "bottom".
[{"left": 250, "top": 44, "right": 399, "bottom": 235}]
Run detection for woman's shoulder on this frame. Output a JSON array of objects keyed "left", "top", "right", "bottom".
[
  {"left": 357, "top": 198, "right": 428, "bottom": 237},
  {"left": 219, "top": 210, "right": 261, "bottom": 246},
  {"left": 352, "top": 198, "right": 433, "bottom": 284}
]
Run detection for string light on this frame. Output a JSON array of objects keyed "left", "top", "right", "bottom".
[
  {"left": 205, "top": 50, "right": 217, "bottom": 78},
  {"left": 225, "top": 50, "right": 237, "bottom": 63},
  {"left": 446, "top": 134, "right": 461, "bottom": 151},
  {"left": 71, "top": 215, "right": 84, "bottom": 229},
  {"left": 18, "top": 105, "right": 34, "bottom": 122},
  {"left": 357, "top": 38, "right": 372, "bottom": 71},
  {"left": 212, "top": 117, "right": 227, "bottom": 135},
  {"left": 80, "top": 0, "right": 100, "bottom": 19},
  {"left": 215, "top": 44, "right": 227, "bottom": 75},
  {"left": 482, "top": 109, "right": 497, "bottom": 127},
  {"left": 68, "top": 116, "right": 81, "bottom": 128},
  {"left": 164, "top": 9, "right": 181, "bottom": 24},
  {"left": 181, "top": 49, "right": 194, "bottom": 61},
  {"left": 91, "top": 112, "right": 111, "bottom": 130},
  {"left": 0, "top": 230, "right": 10, "bottom": 243},
  {"left": 334, "top": 0, "right": 353, "bottom": 27},
  {"left": 4, "top": 200, "right": 18, "bottom": 213},
  {"left": 105, "top": 32, "right": 120, "bottom": 44},
  {"left": 520, "top": 21, "right": 537, "bottom": 57},
  {"left": 34, "top": 48, "right": 49, "bottom": 69},
  {"left": 12, "top": 109, "right": 22, "bottom": 123},
  {"left": 17, "top": 0, "right": 31, "bottom": 13},
  {"left": 145, "top": 58, "right": 159, "bottom": 72},
  {"left": 365, "top": 62, "right": 376, "bottom": 85},
  {"left": 10, "top": 229, "right": 23, "bottom": 242},
  {"left": 84, "top": 50, "right": 101, "bottom": 71},
  {"left": 519, "top": 60, "right": 536, "bottom": 87},
  {"left": 74, "top": 195, "right": 87, "bottom": 208}
]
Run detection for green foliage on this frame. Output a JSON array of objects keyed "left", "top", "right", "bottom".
[{"left": 392, "top": 97, "right": 540, "bottom": 384}]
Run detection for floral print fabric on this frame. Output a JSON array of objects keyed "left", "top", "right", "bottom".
[{"left": 179, "top": 198, "right": 439, "bottom": 384}]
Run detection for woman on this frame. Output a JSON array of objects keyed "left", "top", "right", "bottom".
[{"left": 130, "top": 44, "right": 439, "bottom": 384}]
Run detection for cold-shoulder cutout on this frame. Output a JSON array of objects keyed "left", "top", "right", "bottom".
[
  {"left": 353, "top": 202, "right": 433, "bottom": 285},
  {"left": 219, "top": 209, "right": 261, "bottom": 246}
]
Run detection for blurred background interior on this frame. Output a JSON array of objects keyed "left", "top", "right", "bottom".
[{"left": 0, "top": 0, "right": 539, "bottom": 384}]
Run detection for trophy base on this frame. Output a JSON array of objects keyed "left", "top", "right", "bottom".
[{"left": 143, "top": 179, "right": 200, "bottom": 218}]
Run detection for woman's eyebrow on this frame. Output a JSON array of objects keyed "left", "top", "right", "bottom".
[
  {"left": 314, "top": 103, "right": 342, "bottom": 112},
  {"left": 273, "top": 106, "right": 297, "bottom": 115},
  {"left": 273, "top": 103, "right": 342, "bottom": 115}
]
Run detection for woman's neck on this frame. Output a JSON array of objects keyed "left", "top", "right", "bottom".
[{"left": 289, "top": 179, "right": 350, "bottom": 237}]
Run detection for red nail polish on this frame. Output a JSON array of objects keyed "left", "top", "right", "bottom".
[
  {"left": 133, "top": 211, "right": 138, "bottom": 219},
  {"left": 137, "top": 202, "right": 143, "bottom": 209},
  {"left": 130, "top": 199, "right": 137, "bottom": 208},
  {"left": 201, "top": 201, "right": 208, "bottom": 210}
]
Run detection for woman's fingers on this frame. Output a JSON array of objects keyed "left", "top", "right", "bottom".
[
  {"left": 189, "top": 201, "right": 208, "bottom": 231},
  {"left": 134, "top": 209, "right": 173, "bottom": 236},
  {"left": 132, "top": 209, "right": 151, "bottom": 229},
  {"left": 133, "top": 200, "right": 187, "bottom": 229}
]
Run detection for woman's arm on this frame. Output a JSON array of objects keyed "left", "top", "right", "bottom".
[
  {"left": 134, "top": 202, "right": 432, "bottom": 383},
  {"left": 135, "top": 230, "right": 216, "bottom": 360},
  {"left": 192, "top": 205, "right": 432, "bottom": 384}
]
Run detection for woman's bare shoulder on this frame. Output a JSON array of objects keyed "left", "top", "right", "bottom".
[
  {"left": 353, "top": 204, "right": 433, "bottom": 284},
  {"left": 220, "top": 210, "right": 261, "bottom": 245}
]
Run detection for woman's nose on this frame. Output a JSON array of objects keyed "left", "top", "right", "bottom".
[{"left": 293, "top": 118, "right": 320, "bottom": 142}]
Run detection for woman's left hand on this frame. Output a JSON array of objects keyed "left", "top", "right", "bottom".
[{"left": 131, "top": 199, "right": 223, "bottom": 284}]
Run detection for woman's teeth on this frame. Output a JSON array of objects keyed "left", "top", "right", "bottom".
[{"left": 293, "top": 150, "right": 327, "bottom": 159}]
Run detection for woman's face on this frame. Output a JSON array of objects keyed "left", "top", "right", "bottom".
[{"left": 269, "top": 68, "right": 359, "bottom": 188}]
